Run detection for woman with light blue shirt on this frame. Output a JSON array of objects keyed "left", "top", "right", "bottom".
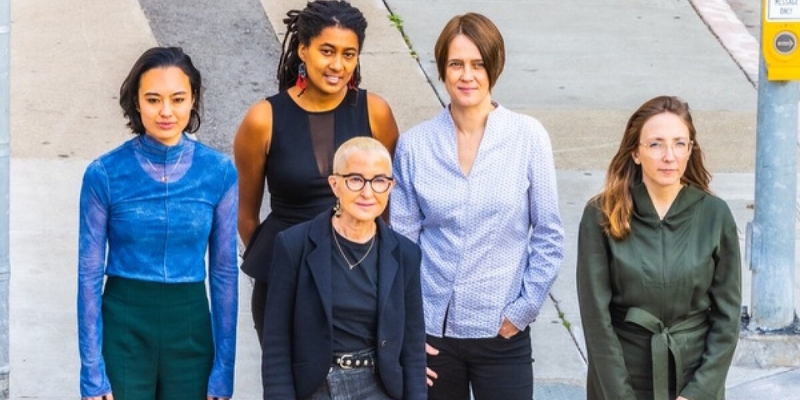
[
  {"left": 77, "top": 47, "right": 238, "bottom": 400},
  {"left": 390, "top": 13, "right": 564, "bottom": 400}
]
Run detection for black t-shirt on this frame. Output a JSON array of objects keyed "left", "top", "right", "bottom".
[{"left": 331, "top": 230, "right": 380, "bottom": 352}]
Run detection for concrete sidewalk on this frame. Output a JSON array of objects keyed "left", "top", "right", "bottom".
[{"left": 7, "top": 0, "right": 799, "bottom": 399}]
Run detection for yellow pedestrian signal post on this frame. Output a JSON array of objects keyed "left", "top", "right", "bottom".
[
  {"left": 749, "top": 0, "right": 800, "bottom": 334},
  {"left": 763, "top": 0, "right": 800, "bottom": 80}
]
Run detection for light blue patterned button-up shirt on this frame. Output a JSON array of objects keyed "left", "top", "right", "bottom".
[{"left": 391, "top": 105, "right": 564, "bottom": 338}]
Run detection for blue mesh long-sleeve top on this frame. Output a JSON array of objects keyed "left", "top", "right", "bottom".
[{"left": 77, "top": 134, "right": 239, "bottom": 398}]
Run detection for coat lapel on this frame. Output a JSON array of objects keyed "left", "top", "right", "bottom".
[
  {"left": 376, "top": 219, "right": 400, "bottom": 316},
  {"left": 307, "top": 213, "right": 334, "bottom": 323}
]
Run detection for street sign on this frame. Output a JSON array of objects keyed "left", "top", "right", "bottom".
[
  {"left": 767, "top": 0, "right": 800, "bottom": 22},
  {"left": 763, "top": 0, "right": 800, "bottom": 79}
]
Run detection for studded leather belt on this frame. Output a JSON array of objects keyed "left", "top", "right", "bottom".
[{"left": 332, "top": 349, "right": 376, "bottom": 369}]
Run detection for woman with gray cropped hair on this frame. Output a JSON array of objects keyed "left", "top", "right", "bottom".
[{"left": 262, "top": 137, "right": 426, "bottom": 399}]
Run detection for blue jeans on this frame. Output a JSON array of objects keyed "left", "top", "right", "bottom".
[
  {"left": 426, "top": 327, "right": 533, "bottom": 400},
  {"left": 305, "top": 366, "right": 393, "bottom": 400}
]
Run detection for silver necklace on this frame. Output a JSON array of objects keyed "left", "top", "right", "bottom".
[
  {"left": 144, "top": 150, "right": 184, "bottom": 183},
  {"left": 332, "top": 223, "right": 376, "bottom": 269}
]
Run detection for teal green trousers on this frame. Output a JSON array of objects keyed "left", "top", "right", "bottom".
[{"left": 102, "top": 276, "right": 213, "bottom": 400}]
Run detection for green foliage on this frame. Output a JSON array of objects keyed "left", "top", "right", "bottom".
[
  {"left": 387, "top": 13, "right": 417, "bottom": 59},
  {"left": 388, "top": 13, "right": 403, "bottom": 28}
]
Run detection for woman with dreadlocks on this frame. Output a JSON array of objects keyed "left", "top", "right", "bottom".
[{"left": 233, "top": 0, "right": 399, "bottom": 344}]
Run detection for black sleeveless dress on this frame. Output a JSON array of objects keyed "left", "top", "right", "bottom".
[{"left": 241, "top": 88, "right": 373, "bottom": 282}]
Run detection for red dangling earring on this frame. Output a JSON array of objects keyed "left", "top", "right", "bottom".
[
  {"left": 296, "top": 63, "right": 307, "bottom": 91},
  {"left": 348, "top": 64, "right": 359, "bottom": 91}
]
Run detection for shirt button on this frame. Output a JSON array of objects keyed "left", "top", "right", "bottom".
[{"left": 379, "top": 340, "right": 388, "bottom": 348}]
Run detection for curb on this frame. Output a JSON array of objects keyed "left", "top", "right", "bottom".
[{"left": 689, "top": 0, "right": 760, "bottom": 86}]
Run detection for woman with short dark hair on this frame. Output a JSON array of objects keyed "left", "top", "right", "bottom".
[
  {"left": 391, "top": 12, "right": 564, "bottom": 400},
  {"left": 78, "top": 46, "right": 238, "bottom": 400}
]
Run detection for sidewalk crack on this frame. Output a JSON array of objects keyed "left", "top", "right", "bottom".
[{"left": 550, "top": 293, "right": 587, "bottom": 364}]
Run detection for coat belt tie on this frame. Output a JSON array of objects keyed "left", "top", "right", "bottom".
[{"left": 624, "top": 307, "right": 708, "bottom": 400}]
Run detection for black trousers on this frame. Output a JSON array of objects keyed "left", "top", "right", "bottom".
[{"left": 426, "top": 327, "right": 533, "bottom": 400}]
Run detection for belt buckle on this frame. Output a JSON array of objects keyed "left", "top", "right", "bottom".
[{"left": 337, "top": 354, "right": 355, "bottom": 369}]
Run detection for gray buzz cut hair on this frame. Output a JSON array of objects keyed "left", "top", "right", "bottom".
[{"left": 332, "top": 137, "right": 392, "bottom": 174}]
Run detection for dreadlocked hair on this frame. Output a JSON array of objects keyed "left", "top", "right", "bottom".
[{"left": 276, "top": 0, "right": 368, "bottom": 92}]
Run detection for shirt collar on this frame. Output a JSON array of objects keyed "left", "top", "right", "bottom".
[
  {"left": 632, "top": 182, "right": 705, "bottom": 222},
  {"left": 136, "top": 133, "right": 187, "bottom": 162}
]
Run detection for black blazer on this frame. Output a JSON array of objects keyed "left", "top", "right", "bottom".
[{"left": 261, "top": 211, "right": 427, "bottom": 400}]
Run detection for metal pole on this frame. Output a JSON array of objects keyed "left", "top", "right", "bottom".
[
  {"left": 0, "top": 0, "right": 9, "bottom": 396},
  {"left": 748, "top": 54, "right": 799, "bottom": 330}
]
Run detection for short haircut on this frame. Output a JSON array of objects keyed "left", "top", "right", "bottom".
[
  {"left": 119, "top": 47, "right": 203, "bottom": 134},
  {"left": 434, "top": 12, "right": 505, "bottom": 89},
  {"left": 332, "top": 137, "right": 392, "bottom": 174}
]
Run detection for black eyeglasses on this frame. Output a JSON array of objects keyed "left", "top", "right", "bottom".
[{"left": 334, "top": 173, "right": 394, "bottom": 193}]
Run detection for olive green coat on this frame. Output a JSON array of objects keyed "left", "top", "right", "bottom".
[{"left": 577, "top": 184, "right": 741, "bottom": 400}]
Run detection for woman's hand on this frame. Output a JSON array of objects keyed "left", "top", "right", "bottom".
[
  {"left": 425, "top": 342, "right": 439, "bottom": 386},
  {"left": 498, "top": 318, "right": 520, "bottom": 339},
  {"left": 676, "top": 397, "right": 690, "bottom": 400}
]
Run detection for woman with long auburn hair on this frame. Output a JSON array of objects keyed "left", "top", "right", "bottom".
[{"left": 577, "top": 95, "right": 741, "bottom": 400}]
